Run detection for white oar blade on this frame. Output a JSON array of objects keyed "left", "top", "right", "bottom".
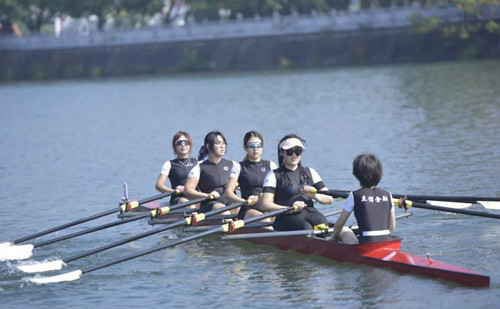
[
  {"left": 478, "top": 201, "right": 500, "bottom": 210},
  {"left": 0, "top": 244, "right": 34, "bottom": 261},
  {"left": 0, "top": 241, "right": 12, "bottom": 247},
  {"left": 29, "top": 270, "right": 83, "bottom": 284},
  {"left": 17, "top": 260, "right": 66, "bottom": 273},
  {"left": 427, "top": 200, "right": 472, "bottom": 209}
]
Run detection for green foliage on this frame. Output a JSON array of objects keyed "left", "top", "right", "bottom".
[
  {"left": 485, "top": 19, "right": 500, "bottom": 32},
  {"left": 410, "top": 14, "right": 441, "bottom": 33},
  {"left": 278, "top": 56, "right": 291, "bottom": 68},
  {"left": 171, "top": 47, "right": 210, "bottom": 72},
  {"left": 410, "top": 0, "right": 500, "bottom": 39},
  {"left": 90, "top": 67, "right": 101, "bottom": 78}
]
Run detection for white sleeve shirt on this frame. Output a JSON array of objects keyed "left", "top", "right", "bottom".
[{"left": 160, "top": 161, "right": 171, "bottom": 176}]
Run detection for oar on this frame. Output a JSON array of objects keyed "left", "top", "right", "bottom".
[
  {"left": 391, "top": 194, "right": 500, "bottom": 210},
  {"left": 28, "top": 205, "right": 296, "bottom": 284},
  {"left": 222, "top": 212, "right": 412, "bottom": 240},
  {"left": 0, "top": 194, "right": 208, "bottom": 261},
  {"left": 325, "top": 189, "right": 500, "bottom": 209},
  {"left": 320, "top": 188, "right": 499, "bottom": 218},
  {"left": 184, "top": 209, "right": 344, "bottom": 232},
  {"left": 0, "top": 189, "right": 180, "bottom": 248},
  {"left": 17, "top": 199, "right": 250, "bottom": 273},
  {"left": 395, "top": 198, "right": 500, "bottom": 219}
]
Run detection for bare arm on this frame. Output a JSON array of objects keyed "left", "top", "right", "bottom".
[
  {"left": 302, "top": 186, "right": 333, "bottom": 204},
  {"left": 184, "top": 177, "right": 203, "bottom": 199},
  {"left": 155, "top": 174, "right": 174, "bottom": 193},
  {"left": 184, "top": 176, "right": 220, "bottom": 200},
  {"left": 389, "top": 209, "right": 396, "bottom": 231},
  {"left": 261, "top": 192, "right": 303, "bottom": 212},
  {"left": 332, "top": 210, "right": 351, "bottom": 241},
  {"left": 225, "top": 177, "right": 245, "bottom": 203}
]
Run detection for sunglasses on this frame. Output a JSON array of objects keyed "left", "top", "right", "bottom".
[
  {"left": 246, "top": 142, "right": 263, "bottom": 149},
  {"left": 175, "top": 139, "right": 189, "bottom": 147},
  {"left": 284, "top": 147, "right": 303, "bottom": 156}
]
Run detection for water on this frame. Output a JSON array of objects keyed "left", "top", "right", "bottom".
[{"left": 0, "top": 60, "right": 499, "bottom": 308}]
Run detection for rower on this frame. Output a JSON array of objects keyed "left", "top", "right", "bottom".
[
  {"left": 184, "top": 131, "right": 237, "bottom": 216},
  {"left": 225, "top": 131, "right": 277, "bottom": 222},
  {"left": 331, "top": 153, "right": 396, "bottom": 244},
  {"left": 262, "top": 134, "right": 333, "bottom": 231},
  {"left": 155, "top": 131, "right": 197, "bottom": 206}
]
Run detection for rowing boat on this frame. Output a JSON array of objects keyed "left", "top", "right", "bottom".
[
  {"left": 224, "top": 228, "right": 490, "bottom": 287},
  {"left": 117, "top": 200, "right": 490, "bottom": 287}
]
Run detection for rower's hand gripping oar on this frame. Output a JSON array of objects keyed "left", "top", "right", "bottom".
[
  {"left": 28, "top": 200, "right": 290, "bottom": 284},
  {"left": 0, "top": 190, "right": 200, "bottom": 261},
  {"left": 17, "top": 196, "right": 254, "bottom": 273},
  {"left": 395, "top": 198, "right": 500, "bottom": 219}
]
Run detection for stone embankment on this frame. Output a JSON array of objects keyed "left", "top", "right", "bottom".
[{"left": 1, "top": 5, "right": 499, "bottom": 81}]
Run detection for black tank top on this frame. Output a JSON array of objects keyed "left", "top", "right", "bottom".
[
  {"left": 238, "top": 160, "right": 272, "bottom": 199},
  {"left": 352, "top": 187, "right": 393, "bottom": 242},
  {"left": 168, "top": 158, "right": 197, "bottom": 188},
  {"left": 272, "top": 167, "right": 324, "bottom": 207},
  {"left": 198, "top": 159, "right": 234, "bottom": 194}
]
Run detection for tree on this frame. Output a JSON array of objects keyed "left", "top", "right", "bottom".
[{"left": 412, "top": 0, "right": 500, "bottom": 38}]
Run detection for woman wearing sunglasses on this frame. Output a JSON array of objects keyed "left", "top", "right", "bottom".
[
  {"left": 184, "top": 131, "right": 236, "bottom": 215},
  {"left": 262, "top": 134, "right": 333, "bottom": 231},
  {"left": 225, "top": 131, "right": 277, "bottom": 221},
  {"left": 155, "top": 131, "right": 197, "bottom": 205}
]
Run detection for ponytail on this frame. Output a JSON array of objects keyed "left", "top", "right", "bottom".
[{"left": 198, "top": 145, "right": 209, "bottom": 161}]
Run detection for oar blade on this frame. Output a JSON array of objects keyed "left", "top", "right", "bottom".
[
  {"left": 421, "top": 200, "right": 500, "bottom": 211},
  {"left": 17, "top": 260, "right": 66, "bottom": 273},
  {"left": 427, "top": 200, "right": 472, "bottom": 209},
  {"left": 29, "top": 270, "right": 83, "bottom": 284},
  {"left": 478, "top": 201, "right": 500, "bottom": 210},
  {"left": 0, "top": 244, "right": 34, "bottom": 261}
]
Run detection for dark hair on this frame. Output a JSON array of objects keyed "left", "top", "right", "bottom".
[
  {"left": 172, "top": 131, "right": 192, "bottom": 155},
  {"left": 243, "top": 131, "right": 264, "bottom": 161},
  {"left": 243, "top": 131, "right": 263, "bottom": 147},
  {"left": 352, "top": 153, "right": 383, "bottom": 188},
  {"left": 277, "top": 134, "right": 309, "bottom": 187},
  {"left": 198, "top": 131, "right": 227, "bottom": 161}
]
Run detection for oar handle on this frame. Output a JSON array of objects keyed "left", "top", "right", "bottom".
[
  {"left": 185, "top": 199, "right": 250, "bottom": 225},
  {"left": 153, "top": 194, "right": 215, "bottom": 217},
  {"left": 310, "top": 189, "right": 349, "bottom": 199},
  {"left": 120, "top": 189, "right": 182, "bottom": 212}
]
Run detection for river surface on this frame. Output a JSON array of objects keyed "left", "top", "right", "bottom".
[{"left": 0, "top": 60, "right": 499, "bottom": 309}]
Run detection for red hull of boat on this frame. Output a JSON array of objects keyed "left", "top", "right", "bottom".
[
  {"left": 236, "top": 227, "right": 489, "bottom": 287},
  {"left": 137, "top": 201, "right": 490, "bottom": 287}
]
